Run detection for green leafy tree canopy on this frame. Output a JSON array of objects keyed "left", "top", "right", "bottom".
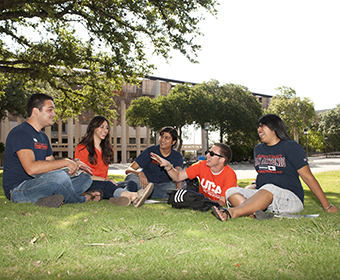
[
  {"left": 318, "top": 104, "right": 340, "bottom": 135},
  {"left": 265, "top": 86, "right": 315, "bottom": 143},
  {"left": 317, "top": 104, "right": 340, "bottom": 151},
  {"left": 126, "top": 80, "right": 263, "bottom": 155},
  {"left": 0, "top": 0, "right": 217, "bottom": 118},
  {"left": 195, "top": 81, "right": 262, "bottom": 145},
  {"left": 126, "top": 84, "right": 205, "bottom": 150}
]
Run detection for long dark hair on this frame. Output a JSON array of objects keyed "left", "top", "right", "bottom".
[
  {"left": 257, "top": 114, "right": 292, "bottom": 141},
  {"left": 78, "top": 116, "right": 113, "bottom": 165}
]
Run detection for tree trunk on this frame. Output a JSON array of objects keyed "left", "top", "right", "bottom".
[{"left": 293, "top": 127, "right": 299, "bottom": 143}]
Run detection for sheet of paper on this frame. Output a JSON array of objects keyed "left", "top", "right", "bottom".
[{"left": 274, "top": 213, "right": 319, "bottom": 219}]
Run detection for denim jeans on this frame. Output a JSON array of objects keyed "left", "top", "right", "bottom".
[
  {"left": 124, "top": 173, "right": 176, "bottom": 199},
  {"left": 89, "top": 180, "right": 138, "bottom": 199},
  {"left": 10, "top": 170, "right": 92, "bottom": 204}
]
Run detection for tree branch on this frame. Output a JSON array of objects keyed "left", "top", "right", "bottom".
[{"left": 0, "top": 65, "right": 38, "bottom": 74}]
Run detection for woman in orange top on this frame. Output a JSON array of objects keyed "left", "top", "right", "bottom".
[{"left": 75, "top": 116, "right": 153, "bottom": 207}]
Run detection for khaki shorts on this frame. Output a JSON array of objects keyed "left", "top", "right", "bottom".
[{"left": 225, "top": 184, "right": 304, "bottom": 213}]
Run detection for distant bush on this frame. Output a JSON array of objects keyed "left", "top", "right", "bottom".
[{"left": 230, "top": 144, "right": 253, "bottom": 162}]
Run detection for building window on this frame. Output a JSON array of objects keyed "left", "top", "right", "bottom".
[{"left": 129, "top": 138, "right": 136, "bottom": 144}]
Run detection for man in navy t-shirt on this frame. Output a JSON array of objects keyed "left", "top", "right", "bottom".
[
  {"left": 3, "top": 93, "right": 95, "bottom": 207},
  {"left": 125, "top": 126, "right": 183, "bottom": 199}
]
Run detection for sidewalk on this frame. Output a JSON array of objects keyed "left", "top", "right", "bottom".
[{"left": 109, "top": 155, "right": 340, "bottom": 179}]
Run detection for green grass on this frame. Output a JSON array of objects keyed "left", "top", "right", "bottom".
[{"left": 1, "top": 171, "right": 339, "bottom": 279}]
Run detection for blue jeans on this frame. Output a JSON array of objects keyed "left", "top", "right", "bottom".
[
  {"left": 124, "top": 173, "right": 176, "bottom": 199},
  {"left": 89, "top": 180, "right": 138, "bottom": 199},
  {"left": 10, "top": 170, "right": 92, "bottom": 204}
]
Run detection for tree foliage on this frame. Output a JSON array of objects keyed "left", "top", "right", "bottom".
[
  {"left": 0, "top": 78, "right": 60, "bottom": 119},
  {"left": 317, "top": 104, "right": 340, "bottom": 151},
  {"left": 126, "top": 80, "right": 263, "bottom": 159},
  {"left": 265, "top": 86, "right": 315, "bottom": 144},
  {"left": 195, "top": 81, "right": 262, "bottom": 145},
  {"left": 304, "top": 127, "right": 325, "bottom": 153},
  {"left": 0, "top": 79, "right": 30, "bottom": 119},
  {"left": 126, "top": 84, "right": 209, "bottom": 150},
  {"left": 218, "top": 83, "right": 262, "bottom": 145},
  {"left": 0, "top": 0, "right": 217, "bottom": 118},
  {"left": 199, "top": 81, "right": 263, "bottom": 161}
]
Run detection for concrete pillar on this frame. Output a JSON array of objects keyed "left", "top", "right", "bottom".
[
  {"left": 155, "top": 132, "right": 159, "bottom": 145},
  {"left": 154, "top": 80, "right": 161, "bottom": 97},
  {"left": 120, "top": 99, "right": 127, "bottom": 163},
  {"left": 201, "top": 128, "right": 208, "bottom": 153},
  {"left": 0, "top": 115, "right": 9, "bottom": 143},
  {"left": 67, "top": 118, "right": 74, "bottom": 158},
  {"left": 74, "top": 119, "right": 81, "bottom": 146},
  {"left": 45, "top": 126, "right": 51, "bottom": 142},
  {"left": 147, "top": 126, "right": 151, "bottom": 147},
  {"left": 58, "top": 119, "right": 62, "bottom": 158},
  {"left": 136, "top": 126, "right": 141, "bottom": 155},
  {"left": 126, "top": 123, "right": 130, "bottom": 161},
  {"left": 293, "top": 128, "right": 299, "bottom": 143},
  {"left": 113, "top": 119, "right": 118, "bottom": 163}
]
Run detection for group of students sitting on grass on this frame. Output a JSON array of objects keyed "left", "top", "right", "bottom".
[{"left": 2, "top": 93, "right": 337, "bottom": 220}]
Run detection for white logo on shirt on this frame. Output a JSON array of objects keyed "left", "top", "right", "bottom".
[{"left": 201, "top": 178, "right": 222, "bottom": 195}]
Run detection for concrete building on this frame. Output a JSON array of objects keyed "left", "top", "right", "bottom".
[{"left": 0, "top": 77, "right": 272, "bottom": 163}]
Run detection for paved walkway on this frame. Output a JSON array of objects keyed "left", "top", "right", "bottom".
[{"left": 109, "top": 155, "right": 340, "bottom": 179}]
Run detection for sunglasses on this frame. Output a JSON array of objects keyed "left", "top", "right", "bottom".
[{"left": 205, "top": 150, "right": 224, "bottom": 158}]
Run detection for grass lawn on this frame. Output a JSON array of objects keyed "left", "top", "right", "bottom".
[{"left": 0, "top": 170, "right": 339, "bottom": 279}]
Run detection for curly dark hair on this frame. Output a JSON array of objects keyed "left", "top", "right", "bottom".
[{"left": 78, "top": 116, "right": 113, "bottom": 165}]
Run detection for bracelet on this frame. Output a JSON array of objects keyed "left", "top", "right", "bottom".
[
  {"left": 324, "top": 204, "right": 333, "bottom": 211},
  {"left": 165, "top": 164, "right": 173, "bottom": 172}
]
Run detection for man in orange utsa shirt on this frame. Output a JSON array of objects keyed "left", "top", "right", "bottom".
[{"left": 151, "top": 143, "right": 237, "bottom": 206}]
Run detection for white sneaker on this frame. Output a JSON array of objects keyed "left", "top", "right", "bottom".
[{"left": 132, "top": 183, "right": 154, "bottom": 207}]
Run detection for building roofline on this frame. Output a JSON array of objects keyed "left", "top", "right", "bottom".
[
  {"left": 145, "top": 76, "right": 273, "bottom": 98},
  {"left": 145, "top": 75, "right": 197, "bottom": 85},
  {"left": 251, "top": 92, "right": 273, "bottom": 98}
]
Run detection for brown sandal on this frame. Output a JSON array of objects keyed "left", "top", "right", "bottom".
[
  {"left": 82, "top": 190, "right": 103, "bottom": 202},
  {"left": 211, "top": 206, "right": 232, "bottom": 221}
]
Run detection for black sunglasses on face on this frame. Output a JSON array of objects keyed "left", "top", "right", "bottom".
[{"left": 205, "top": 150, "right": 224, "bottom": 158}]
